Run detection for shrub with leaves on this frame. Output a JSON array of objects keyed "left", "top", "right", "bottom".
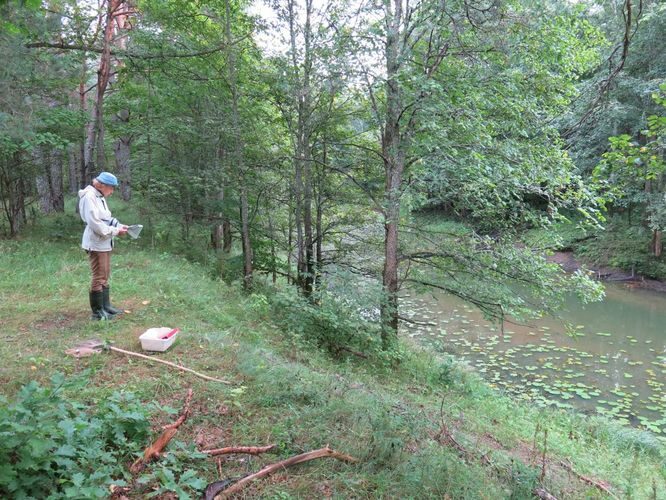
[
  {"left": 0, "top": 373, "right": 152, "bottom": 498},
  {"left": 270, "top": 285, "right": 384, "bottom": 359}
]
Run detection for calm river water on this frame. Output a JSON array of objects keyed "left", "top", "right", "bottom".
[{"left": 400, "top": 283, "right": 666, "bottom": 436}]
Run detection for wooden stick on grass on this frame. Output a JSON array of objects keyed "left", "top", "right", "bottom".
[
  {"left": 212, "top": 446, "right": 357, "bottom": 499},
  {"left": 106, "top": 345, "right": 231, "bottom": 384}
]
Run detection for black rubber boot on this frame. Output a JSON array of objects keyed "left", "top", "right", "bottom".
[
  {"left": 90, "top": 290, "right": 111, "bottom": 321},
  {"left": 102, "top": 286, "right": 123, "bottom": 316}
]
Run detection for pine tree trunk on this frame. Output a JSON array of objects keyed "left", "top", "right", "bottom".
[
  {"left": 112, "top": 3, "right": 133, "bottom": 201},
  {"left": 84, "top": 0, "right": 123, "bottom": 177},
  {"left": 113, "top": 111, "right": 132, "bottom": 200}
]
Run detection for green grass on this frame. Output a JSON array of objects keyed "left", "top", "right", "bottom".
[{"left": 1, "top": 200, "right": 665, "bottom": 499}]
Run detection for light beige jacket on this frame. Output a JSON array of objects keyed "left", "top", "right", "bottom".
[{"left": 78, "top": 185, "right": 123, "bottom": 252}]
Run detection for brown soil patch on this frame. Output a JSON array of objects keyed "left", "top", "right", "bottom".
[{"left": 33, "top": 312, "right": 80, "bottom": 332}]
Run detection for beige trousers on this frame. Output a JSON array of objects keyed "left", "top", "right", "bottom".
[{"left": 88, "top": 251, "right": 111, "bottom": 292}]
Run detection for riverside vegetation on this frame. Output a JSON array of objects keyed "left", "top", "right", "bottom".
[{"left": 0, "top": 202, "right": 664, "bottom": 499}]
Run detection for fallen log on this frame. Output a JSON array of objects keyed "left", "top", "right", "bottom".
[{"left": 210, "top": 446, "right": 357, "bottom": 499}]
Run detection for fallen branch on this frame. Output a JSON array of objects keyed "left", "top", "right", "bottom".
[
  {"left": 161, "top": 388, "right": 193, "bottom": 431},
  {"left": 534, "top": 487, "right": 558, "bottom": 500},
  {"left": 337, "top": 346, "right": 369, "bottom": 359},
  {"left": 130, "top": 388, "right": 193, "bottom": 473},
  {"left": 435, "top": 424, "right": 491, "bottom": 466},
  {"left": 211, "top": 446, "right": 357, "bottom": 499},
  {"left": 558, "top": 460, "right": 617, "bottom": 498},
  {"left": 106, "top": 345, "right": 232, "bottom": 384},
  {"left": 202, "top": 444, "right": 277, "bottom": 456}
]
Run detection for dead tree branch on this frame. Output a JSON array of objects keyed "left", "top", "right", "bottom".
[
  {"left": 130, "top": 388, "right": 193, "bottom": 473},
  {"left": 211, "top": 446, "right": 357, "bottom": 499},
  {"left": 202, "top": 445, "right": 277, "bottom": 456}
]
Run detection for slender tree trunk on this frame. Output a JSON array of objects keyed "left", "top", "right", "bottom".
[
  {"left": 225, "top": 0, "right": 252, "bottom": 288},
  {"left": 315, "top": 140, "right": 326, "bottom": 292},
  {"left": 380, "top": 0, "right": 405, "bottom": 344},
  {"left": 68, "top": 144, "right": 79, "bottom": 194},
  {"left": 240, "top": 186, "right": 253, "bottom": 288},
  {"left": 288, "top": 0, "right": 315, "bottom": 297},
  {"left": 78, "top": 59, "right": 88, "bottom": 193},
  {"left": 652, "top": 230, "right": 662, "bottom": 257},
  {"left": 1, "top": 157, "right": 28, "bottom": 236},
  {"left": 268, "top": 208, "right": 277, "bottom": 284},
  {"left": 36, "top": 146, "right": 64, "bottom": 214},
  {"left": 287, "top": 188, "right": 294, "bottom": 285}
]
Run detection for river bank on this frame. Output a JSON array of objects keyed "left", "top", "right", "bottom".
[{"left": 548, "top": 250, "right": 666, "bottom": 293}]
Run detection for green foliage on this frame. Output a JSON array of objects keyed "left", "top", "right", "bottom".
[
  {"left": 0, "top": 374, "right": 152, "bottom": 498},
  {"left": 269, "top": 285, "right": 384, "bottom": 359},
  {"left": 576, "top": 216, "right": 666, "bottom": 279},
  {"left": 563, "top": 2, "right": 666, "bottom": 174},
  {"left": 137, "top": 442, "right": 208, "bottom": 499},
  {"left": 592, "top": 83, "right": 666, "bottom": 256},
  {"left": 403, "top": 216, "right": 605, "bottom": 325}
]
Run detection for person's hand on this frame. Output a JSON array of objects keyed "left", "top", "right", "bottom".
[{"left": 118, "top": 225, "right": 129, "bottom": 236}]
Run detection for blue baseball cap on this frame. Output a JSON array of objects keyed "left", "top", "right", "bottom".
[{"left": 96, "top": 172, "right": 119, "bottom": 187}]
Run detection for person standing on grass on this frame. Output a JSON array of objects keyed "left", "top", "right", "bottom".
[{"left": 78, "top": 172, "right": 128, "bottom": 320}]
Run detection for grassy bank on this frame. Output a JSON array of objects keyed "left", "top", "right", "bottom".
[{"left": 1, "top": 204, "right": 664, "bottom": 498}]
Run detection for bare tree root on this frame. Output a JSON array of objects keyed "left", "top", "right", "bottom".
[
  {"left": 210, "top": 446, "right": 357, "bottom": 499},
  {"left": 130, "top": 388, "right": 193, "bottom": 473}
]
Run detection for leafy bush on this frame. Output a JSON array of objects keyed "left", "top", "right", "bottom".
[
  {"left": 0, "top": 374, "right": 152, "bottom": 498},
  {"left": 270, "top": 287, "right": 384, "bottom": 359}
]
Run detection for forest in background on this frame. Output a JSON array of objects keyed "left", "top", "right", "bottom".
[{"left": 1, "top": 0, "right": 665, "bottom": 351}]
